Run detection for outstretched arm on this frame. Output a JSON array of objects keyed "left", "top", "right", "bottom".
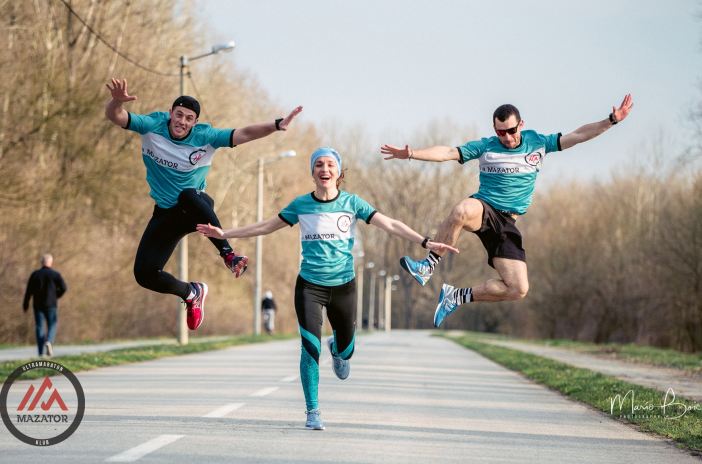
[
  {"left": 105, "top": 78, "right": 138, "bottom": 129},
  {"left": 231, "top": 106, "right": 303, "bottom": 146},
  {"left": 380, "top": 144, "right": 459, "bottom": 162},
  {"left": 560, "top": 94, "right": 633, "bottom": 150},
  {"left": 369, "top": 213, "right": 459, "bottom": 254},
  {"left": 196, "top": 216, "right": 288, "bottom": 239}
]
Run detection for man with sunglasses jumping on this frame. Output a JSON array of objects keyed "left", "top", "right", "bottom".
[{"left": 380, "top": 94, "right": 633, "bottom": 327}]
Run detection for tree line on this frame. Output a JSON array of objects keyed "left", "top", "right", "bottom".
[
  {"left": 348, "top": 135, "right": 702, "bottom": 352},
  {"left": 2, "top": 1, "right": 700, "bottom": 353},
  {"left": 1, "top": 0, "right": 319, "bottom": 343}
]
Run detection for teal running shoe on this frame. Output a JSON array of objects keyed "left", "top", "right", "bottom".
[
  {"left": 399, "top": 256, "right": 432, "bottom": 286},
  {"left": 327, "top": 337, "right": 350, "bottom": 380},
  {"left": 433, "top": 283, "right": 458, "bottom": 328},
  {"left": 305, "top": 409, "right": 325, "bottom": 430}
]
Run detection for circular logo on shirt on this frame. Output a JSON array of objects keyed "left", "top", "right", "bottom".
[
  {"left": 337, "top": 215, "right": 352, "bottom": 233},
  {"left": 189, "top": 149, "right": 207, "bottom": 165},
  {"left": 525, "top": 151, "right": 542, "bottom": 167}
]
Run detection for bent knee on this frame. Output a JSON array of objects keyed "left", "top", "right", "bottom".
[
  {"left": 133, "top": 265, "right": 156, "bottom": 289},
  {"left": 507, "top": 283, "right": 529, "bottom": 300},
  {"left": 450, "top": 200, "right": 482, "bottom": 228},
  {"left": 450, "top": 204, "right": 475, "bottom": 225},
  {"left": 505, "top": 282, "right": 529, "bottom": 301}
]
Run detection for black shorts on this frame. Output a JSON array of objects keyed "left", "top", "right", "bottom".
[{"left": 472, "top": 199, "right": 526, "bottom": 268}]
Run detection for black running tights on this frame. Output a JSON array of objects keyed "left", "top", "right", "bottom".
[{"left": 133, "top": 188, "right": 233, "bottom": 299}]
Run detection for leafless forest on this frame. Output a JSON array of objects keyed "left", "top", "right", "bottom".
[{"left": 2, "top": 1, "right": 700, "bottom": 351}]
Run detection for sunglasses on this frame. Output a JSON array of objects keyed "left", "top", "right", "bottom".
[{"left": 494, "top": 122, "right": 520, "bottom": 137}]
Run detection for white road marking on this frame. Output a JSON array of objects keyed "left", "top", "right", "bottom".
[
  {"left": 105, "top": 379, "right": 288, "bottom": 461},
  {"left": 249, "top": 386, "right": 279, "bottom": 397},
  {"left": 203, "top": 402, "right": 245, "bottom": 418},
  {"left": 105, "top": 434, "right": 184, "bottom": 462}
]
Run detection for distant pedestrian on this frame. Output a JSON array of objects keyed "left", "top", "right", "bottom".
[
  {"left": 23, "top": 254, "right": 67, "bottom": 357},
  {"left": 261, "top": 290, "right": 277, "bottom": 335}
]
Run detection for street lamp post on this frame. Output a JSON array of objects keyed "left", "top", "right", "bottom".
[
  {"left": 366, "top": 262, "right": 375, "bottom": 330},
  {"left": 384, "top": 274, "right": 399, "bottom": 333},
  {"left": 368, "top": 262, "right": 378, "bottom": 331},
  {"left": 355, "top": 260, "right": 364, "bottom": 331},
  {"left": 378, "top": 270, "right": 387, "bottom": 329},
  {"left": 351, "top": 240, "right": 365, "bottom": 333},
  {"left": 175, "top": 41, "right": 236, "bottom": 345},
  {"left": 253, "top": 150, "right": 297, "bottom": 335}
]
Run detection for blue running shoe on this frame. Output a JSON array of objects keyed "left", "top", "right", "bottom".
[
  {"left": 327, "top": 337, "right": 350, "bottom": 380},
  {"left": 305, "top": 409, "right": 325, "bottom": 430},
  {"left": 399, "top": 256, "right": 432, "bottom": 286},
  {"left": 434, "top": 283, "right": 458, "bottom": 328}
]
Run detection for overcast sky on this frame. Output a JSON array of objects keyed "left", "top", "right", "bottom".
[{"left": 199, "top": 0, "right": 702, "bottom": 185}]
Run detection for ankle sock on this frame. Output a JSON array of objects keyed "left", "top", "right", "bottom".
[
  {"left": 426, "top": 251, "right": 442, "bottom": 271},
  {"left": 186, "top": 284, "right": 196, "bottom": 301},
  {"left": 453, "top": 287, "right": 473, "bottom": 305}
]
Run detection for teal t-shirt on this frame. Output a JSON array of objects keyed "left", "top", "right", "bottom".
[
  {"left": 126, "top": 111, "right": 233, "bottom": 208},
  {"left": 457, "top": 129, "right": 561, "bottom": 214},
  {"left": 278, "top": 191, "right": 377, "bottom": 286}
]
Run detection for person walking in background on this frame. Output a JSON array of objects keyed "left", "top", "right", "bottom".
[
  {"left": 261, "top": 290, "right": 277, "bottom": 335},
  {"left": 381, "top": 94, "right": 633, "bottom": 328},
  {"left": 23, "top": 254, "right": 67, "bottom": 357},
  {"left": 104, "top": 77, "right": 302, "bottom": 331},
  {"left": 197, "top": 147, "right": 458, "bottom": 431}
]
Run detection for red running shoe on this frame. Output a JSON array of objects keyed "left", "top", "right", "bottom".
[
  {"left": 185, "top": 282, "right": 208, "bottom": 330},
  {"left": 223, "top": 251, "right": 248, "bottom": 278}
]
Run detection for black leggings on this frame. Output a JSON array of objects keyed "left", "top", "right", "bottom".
[
  {"left": 295, "top": 275, "right": 357, "bottom": 357},
  {"left": 133, "top": 189, "right": 233, "bottom": 299},
  {"left": 295, "top": 275, "right": 356, "bottom": 411}
]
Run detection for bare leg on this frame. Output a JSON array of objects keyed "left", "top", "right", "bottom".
[
  {"left": 401, "top": 198, "right": 485, "bottom": 286},
  {"left": 472, "top": 257, "right": 529, "bottom": 302},
  {"left": 433, "top": 198, "right": 484, "bottom": 257}
]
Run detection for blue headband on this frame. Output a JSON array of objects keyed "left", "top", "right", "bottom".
[{"left": 310, "top": 147, "right": 342, "bottom": 174}]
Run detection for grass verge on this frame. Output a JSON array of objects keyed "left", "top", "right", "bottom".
[
  {"left": 442, "top": 332, "right": 702, "bottom": 454},
  {"left": 460, "top": 331, "right": 702, "bottom": 373},
  {"left": 0, "top": 334, "right": 293, "bottom": 381},
  {"left": 534, "top": 338, "right": 702, "bottom": 373}
]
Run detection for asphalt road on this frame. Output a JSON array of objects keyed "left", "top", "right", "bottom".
[{"left": 0, "top": 331, "right": 697, "bottom": 463}]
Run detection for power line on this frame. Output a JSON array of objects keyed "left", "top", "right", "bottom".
[
  {"left": 186, "top": 72, "right": 210, "bottom": 122},
  {"left": 57, "top": 0, "right": 178, "bottom": 77}
]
